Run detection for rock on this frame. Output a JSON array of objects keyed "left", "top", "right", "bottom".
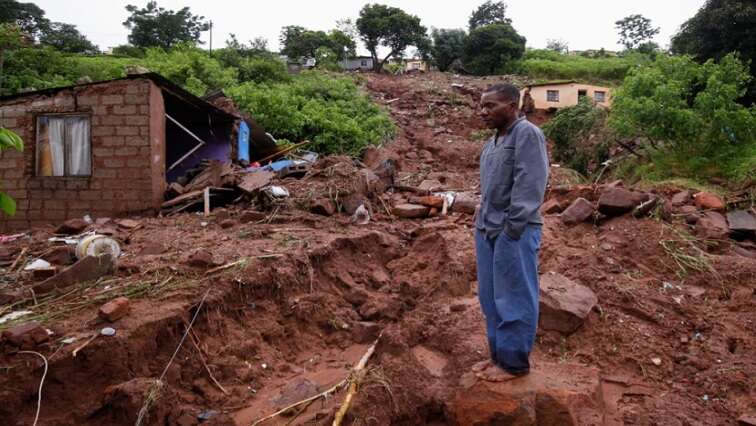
[
  {"left": 560, "top": 198, "right": 594, "bottom": 225},
  {"left": 671, "top": 190, "right": 691, "bottom": 206},
  {"left": 598, "top": 187, "right": 645, "bottom": 216},
  {"left": 393, "top": 203, "right": 430, "bottom": 219},
  {"left": 418, "top": 150, "right": 434, "bottom": 162},
  {"left": 541, "top": 199, "right": 566, "bottom": 215},
  {"left": 219, "top": 219, "right": 236, "bottom": 229},
  {"left": 359, "top": 299, "right": 399, "bottom": 321},
  {"left": 633, "top": 196, "right": 660, "bottom": 218},
  {"left": 449, "top": 362, "right": 603, "bottom": 426},
  {"left": 237, "top": 170, "right": 275, "bottom": 194},
  {"left": 679, "top": 205, "right": 700, "bottom": 224},
  {"left": 727, "top": 210, "right": 756, "bottom": 233},
  {"left": 696, "top": 211, "right": 729, "bottom": 240},
  {"left": 418, "top": 179, "right": 442, "bottom": 192},
  {"left": 450, "top": 303, "right": 467, "bottom": 312},
  {"left": 115, "top": 219, "right": 140, "bottom": 229},
  {"left": 310, "top": 198, "right": 336, "bottom": 216},
  {"left": 539, "top": 272, "right": 597, "bottom": 334},
  {"left": 33, "top": 254, "right": 115, "bottom": 294},
  {"left": 55, "top": 218, "right": 89, "bottom": 235},
  {"left": 409, "top": 195, "right": 445, "bottom": 209},
  {"left": 738, "top": 414, "right": 756, "bottom": 426},
  {"left": 451, "top": 193, "right": 478, "bottom": 214},
  {"left": 99, "top": 297, "right": 130, "bottom": 322},
  {"left": 32, "top": 267, "right": 58, "bottom": 281},
  {"left": 344, "top": 288, "right": 368, "bottom": 306},
  {"left": 733, "top": 245, "right": 756, "bottom": 259},
  {"left": 694, "top": 192, "right": 725, "bottom": 211},
  {"left": 351, "top": 321, "right": 380, "bottom": 343},
  {"left": 239, "top": 210, "right": 266, "bottom": 223},
  {"left": 341, "top": 193, "right": 365, "bottom": 215},
  {"left": 95, "top": 217, "right": 112, "bottom": 225},
  {"left": 2, "top": 322, "right": 49, "bottom": 348},
  {"left": 186, "top": 251, "right": 217, "bottom": 268},
  {"left": 361, "top": 145, "right": 382, "bottom": 168},
  {"left": 427, "top": 172, "right": 464, "bottom": 189},
  {"left": 271, "top": 378, "right": 320, "bottom": 410}
]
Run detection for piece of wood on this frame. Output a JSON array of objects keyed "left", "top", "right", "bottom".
[
  {"left": 332, "top": 334, "right": 382, "bottom": 426},
  {"left": 256, "top": 140, "right": 310, "bottom": 165},
  {"left": 238, "top": 171, "right": 275, "bottom": 194},
  {"left": 162, "top": 189, "right": 204, "bottom": 208},
  {"left": 10, "top": 247, "right": 28, "bottom": 272},
  {"left": 203, "top": 187, "right": 210, "bottom": 217}
]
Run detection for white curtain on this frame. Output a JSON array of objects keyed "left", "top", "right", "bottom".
[
  {"left": 65, "top": 117, "right": 91, "bottom": 176},
  {"left": 36, "top": 117, "right": 65, "bottom": 176}
]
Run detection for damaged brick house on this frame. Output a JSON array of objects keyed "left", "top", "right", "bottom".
[{"left": 0, "top": 72, "right": 253, "bottom": 231}]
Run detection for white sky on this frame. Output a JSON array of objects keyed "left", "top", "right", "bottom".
[{"left": 34, "top": 0, "right": 705, "bottom": 53}]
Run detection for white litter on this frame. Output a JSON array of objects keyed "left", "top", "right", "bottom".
[
  {"left": 23, "top": 259, "right": 51, "bottom": 271},
  {"left": 0, "top": 310, "right": 33, "bottom": 324},
  {"left": 267, "top": 186, "right": 290, "bottom": 198}
]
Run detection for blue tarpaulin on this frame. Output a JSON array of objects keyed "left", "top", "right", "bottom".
[{"left": 238, "top": 121, "right": 250, "bottom": 162}]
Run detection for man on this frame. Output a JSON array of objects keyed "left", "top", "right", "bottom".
[{"left": 473, "top": 84, "right": 549, "bottom": 381}]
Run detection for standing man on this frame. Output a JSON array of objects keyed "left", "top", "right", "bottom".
[{"left": 473, "top": 84, "right": 549, "bottom": 381}]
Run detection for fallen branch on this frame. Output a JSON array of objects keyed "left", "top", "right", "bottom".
[
  {"left": 332, "top": 334, "right": 382, "bottom": 426},
  {"left": 256, "top": 140, "right": 311, "bottom": 164},
  {"left": 72, "top": 333, "right": 98, "bottom": 357},
  {"left": 188, "top": 328, "right": 229, "bottom": 395},
  {"left": 204, "top": 255, "right": 283, "bottom": 275},
  {"left": 10, "top": 247, "right": 28, "bottom": 272},
  {"left": 18, "top": 350, "right": 48, "bottom": 426},
  {"left": 251, "top": 380, "right": 348, "bottom": 426}
]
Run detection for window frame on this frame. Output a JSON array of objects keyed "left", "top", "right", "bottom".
[
  {"left": 546, "top": 90, "right": 560, "bottom": 102},
  {"left": 594, "top": 90, "right": 606, "bottom": 103},
  {"left": 360, "top": 59, "right": 368, "bottom": 67},
  {"left": 35, "top": 113, "right": 93, "bottom": 177}
]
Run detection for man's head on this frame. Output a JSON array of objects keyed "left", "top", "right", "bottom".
[{"left": 479, "top": 84, "right": 521, "bottom": 131}]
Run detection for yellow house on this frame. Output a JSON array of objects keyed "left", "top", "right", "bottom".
[{"left": 521, "top": 81, "right": 612, "bottom": 109}]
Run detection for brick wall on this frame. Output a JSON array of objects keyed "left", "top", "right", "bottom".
[{"left": 0, "top": 78, "right": 165, "bottom": 231}]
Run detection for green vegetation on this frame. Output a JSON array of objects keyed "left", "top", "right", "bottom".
[
  {"left": 227, "top": 71, "right": 394, "bottom": 155},
  {"left": 0, "top": 127, "right": 23, "bottom": 215},
  {"left": 521, "top": 49, "right": 650, "bottom": 85}
]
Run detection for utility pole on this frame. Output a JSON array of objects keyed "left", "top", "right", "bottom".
[{"left": 209, "top": 20, "right": 213, "bottom": 52}]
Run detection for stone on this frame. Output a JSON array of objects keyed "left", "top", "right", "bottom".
[
  {"left": 541, "top": 199, "right": 566, "bottom": 215},
  {"left": 115, "top": 219, "right": 140, "bottom": 229},
  {"left": 598, "top": 187, "right": 645, "bottom": 216},
  {"left": 358, "top": 299, "right": 399, "bottom": 321},
  {"left": 271, "top": 378, "right": 320, "bottom": 410},
  {"left": 341, "top": 193, "right": 365, "bottom": 215},
  {"left": 417, "top": 179, "right": 442, "bottom": 192},
  {"left": 671, "top": 190, "right": 691, "bottom": 206},
  {"left": 310, "top": 198, "right": 336, "bottom": 216},
  {"left": 632, "top": 196, "right": 660, "bottom": 218},
  {"left": 34, "top": 255, "right": 115, "bottom": 294},
  {"left": 186, "top": 251, "right": 217, "bottom": 268},
  {"left": 219, "top": 219, "right": 236, "bottom": 229},
  {"left": 560, "top": 198, "right": 594, "bottom": 225},
  {"left": 696, "top": 211, "right": 729, "bottom": 240},
  {"left": 739, "top": 414, "right": 756, "bottom": 426},
  {"left": 32, "top": 267, "right": 58, "bottom": 281},
  {"left": 344, "top": 288, "right": 368, "bottom": 306},
  {"left": 239, "top": 210, "right": 266, "bottom": 223},
  {"left": 351, "top": 321, "right": 380, "bottom": 343},
  {"left": 55, "top": 218, "right": 89, "bottom": 235},
  {"left": 679, "top": 205, "right": 700, "bottom": 224},
  {"left": 99, "top": 297, "right": 131, "bottom": 322},
  {"left": 393, "top": 203, "right": 430, "bottom": 219},
  {"left": 238, "top": 170, "right": 275, "bottom": 194},
  {"left": 539, "top": 272, "right": 597, "bottom": 334},
  {"left": 427, "top": 172, "right": 464, "bottom": 189},
  {"left": 409, "top": 195, "right": 445, "bottom": 209},
  {"left": 727, "top": 210, "right": 756, "bottom": 233},
  {"left": 694, "top": 192, "right": 725, "bottom": 211},
  {"left": 449, "top": 303, "right": 467, "bottom": 312},
  {"left": 449, "top": 362, "right": 603, "bottom": 426},
  {"left": 2, "top": 322, "right": 49, "bottom": 348},
  {"left": 451, "top": 193, "right": 478, "bottom": 214}
]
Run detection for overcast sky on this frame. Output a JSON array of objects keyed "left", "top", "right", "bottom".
[{"left": 34, "top": 0, "right": 705, "bottom": 53}]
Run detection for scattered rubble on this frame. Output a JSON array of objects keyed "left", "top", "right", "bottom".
[
  {"left": 99, "top": 297, "right": 131, "bottom": 322},
  {"left": 539, "top": 272, "right": 598, "bottom": 334},
  {"left": 561, "top": 197, "right": 594, "bottom": 225},
  {"left": 694, "top": 191, "right": 726, "bottom": 211}
]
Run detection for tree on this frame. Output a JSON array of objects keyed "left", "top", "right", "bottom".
[
  {"left": 546, "top": 38, "right": 569, "bottom": 54},
  {"left": 463, "top": 23, "right": 525, "bottom": 75},
  {"left": 356, "top": 4, "right": 427, "bottom": 72},
  {"left": 40, "top": 22, "right": 98, "bottom": 54},
  {"left": 328, "top": 29, "right": 356, "bottom": 60},
  {"left": 280, "top": 26, "right": 329, "bottom": 62},
  {"left": 614, "top": 14, "right": 659, "bottom": 50},
  {"left": 430, "top": 28, "right": 467, "bottom": 72},
  {"left": 0, "top": 0, "right": 49, "bottom": 40},
  {"left": 671, "top": 0, "right": 756, "bottom": 103},
  {"left": 469, "top": 1, "right": 511, "bottom": 31},
  {"left": 0, "top": 23, "right": 25, "bottom": 94},
  {"left": 123, "top": 1, "right": 210, "bottom": 49}
]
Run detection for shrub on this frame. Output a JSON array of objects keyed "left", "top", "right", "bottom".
[
  {"left": 227, "top": 71, "right": 394, "bottom": 155},
  {"left": 140, "top": 44, "right": 238, "bottom": 96},
  {"left": 521, "top": 49, "right": 649, "bottom": 85},
  {"left": 237, "top": 56, "right": 290, "bottom": 84}
]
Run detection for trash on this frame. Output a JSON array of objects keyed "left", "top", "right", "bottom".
[
  {"left": 83, "top": 214, "right": 93, "bottom": 224},
  {"left": 61, "top": 337, "right": 77, "bottom": 345},
  {"left": 197, "top": 410, "right": 219, "bottom": 422},
  {"left": 651, "top": 357, "right": 662, "bottom": 366},
  {"left": 262, "top": 363, "right": 268, "bottom": 369},
  {"left": 0, "top": 233, "right": 26, "bottom": 244},
  {"left": 23, "top": 259, "right": 52, "bottom": 271},
  {"left": 351, "top": 204, "right": 370, "bottom": 225},
  {"left": 266, "top": 186, "right": 290, "bottom": 198},
  {"left": 75, "top": 235, "right": 121, "bottom": 260},
  {"left": 0, "top": 310, "right": 33, "bottom": 324},
  {"left": 702, "top": 394, "right": 709, "bottom": 401},
  {"left": 238, "top": 170, "right": 275, "bottom": 194},
  {"left": 100, "top": 327, "right": 116, "bottom": 336}
]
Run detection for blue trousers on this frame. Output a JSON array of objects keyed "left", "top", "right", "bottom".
[{"left": 475, "top": 226, "right": 541, "bottom": 374}]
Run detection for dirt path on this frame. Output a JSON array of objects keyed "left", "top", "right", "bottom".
[{"left": 1, "top": 72, "right": 754, "bottom": 425}]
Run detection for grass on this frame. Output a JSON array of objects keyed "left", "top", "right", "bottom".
[{"left": 658, "top": 225, "right": 716, "bottom": 278}]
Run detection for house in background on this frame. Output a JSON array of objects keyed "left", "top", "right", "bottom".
[
  {"left": 404, "top": 58, "right": 428, "bottom": 72},
  {"left": 0, "top": 72, "right": 241, "bottom": 231},
  {"left": 342, "top": 56, "right": 374, "bottom": 71},
  {"left": 521, "top": 81, "right": 612, "bottom": 110}
]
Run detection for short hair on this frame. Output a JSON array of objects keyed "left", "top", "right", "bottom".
[{"left": 484, "top": 83, "right": 521, "bottom": 104}]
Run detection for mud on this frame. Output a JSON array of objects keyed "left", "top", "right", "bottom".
[{"left": 1, "top": 72, "right": 755, "bottom": 426}]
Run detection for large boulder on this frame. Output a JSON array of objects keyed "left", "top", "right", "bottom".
[
  {"left": 598, "top": 187, "right": 646, "bottom": 216},
  {"left": 539, "top": 272, "right": 597, "bottom": 334},
  {"left": 727, "top": 210, "right": 756, "bottom": 234},
  {"left": 696, "top": 211, "right": 729, "bottom": 240},
  {"left": 671, "top": 190, "right": 692, "bottom": 206},
  {"left": 560, "top": 198, "right": 594, "bottom": 226},
  {"left": 694, "top": 192, "right": 725, "bottom": 211},
  {"left": 449, "top": 362, "right": 603, "bottom": 425}
]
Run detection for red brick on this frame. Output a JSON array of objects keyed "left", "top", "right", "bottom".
[
  {"left": 44, "top": 200, "right": 66, "bottom": 210},
  {"left": 102, "top": 95, "right": 124, "bottom": 105},
  {"left": 93, "top": 126, "right": 115, "bottom": 137},
  {"left": 94, "top": 169, "right": 116, "bottom": 179},
  {"left": 101, "top": 116, "right": 124, "bottom": 126},
  {"left": 115, "top": 147, "right": 137, "bottom": 156},
  {"left": 116, "top": 126, "right": 138, "bottom": 136},
  {"left": 101, "top": 136, "right": 125, "bottom": 147},
  {"left": 125, "top": 136, "right": 146, "bottom": 146},
  {"left": 79, "top": 191, "right": 101, "bottom": 201},
  {"left": 139, "top": 126, "right": 149, "bottom": 136},
  {"left": 93, "top": 148, "right": 114, "bottom": 157},
  {"left": 113, "top": 105, "right": 136, "bottom": 115},
  {"left": 2, "top": 322, "right": 49, "bottom": 348},
  {"left": 125, "top": 115, "right": 148, "bottom": 126},
  {"left": 99, "top": 297, "right": 130, "bottom": 322},
  {"left": 124, "top": 94, "right": 148, "bottom": 104},
  {"left": 103, "top": 158, "right": 125, "bottom": 167},
  {"left": 127, "top": 158, "right": 148, "bottom": 167},
  {"left": 77, "top": 95, "right": 99, "bottom": 106},
  {"left": 65, "top": 179, "right": 89, "bottom": 190}
]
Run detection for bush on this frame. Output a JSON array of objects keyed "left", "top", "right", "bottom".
[
  {"left": 227, "top": 71, "right": 394, "bottom": 155},
  {"left": 237, "top": 56, "right": 290, "bottom": 84},
  {"left": 609, "top": 53, "right": 756, "bottom": 182},
  {"left": 140, "top": 44, "right": 238, "bottom": 96},
  {"left": 542, "top": 97, "right": 611, "bottom": 175},
  {"left": 521, "top": 49, "right": 649, "bottom": 85}
]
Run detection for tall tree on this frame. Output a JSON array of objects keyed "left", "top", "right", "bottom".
[
  {"left": 40, "top": 22, "right": 98, "bottom": 54},
  {"left": 614, "top": 14, "right": 659, "bottom": 50},
  {"left": 0, "top": 0, "right": 49, "bottom": 40},
  {"left": 0, "top": 23, "right": 25, "bottom": 94},
  {"left": 463, "top": 23, "right": 525, "bottom": 75},
  {"left": 430, "top": 28, "right": 467, "bottom": 72},
  {"left": 546, "top": 38, "right": 569, "bottom": 54},
  {"left": 356, "top": 4, "right": 427, "bottom": 72},
  {"left": 671, "top": 0, "right": 755, "bottom": 103},
  {"left": 469, "top": 1, "right": 511, "bottom": 31},
  {"left": 279, "top": 26, "right": 329, "bottom": 61},
  {"left": 123, "top": 1, "right": 210, "bottom": 49},
  {"left": 328, "top": 29, "right": 356, "bottom": 60}
]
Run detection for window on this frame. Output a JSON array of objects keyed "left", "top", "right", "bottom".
[
  {"left": 361, "top": 60, "right": 368, "bottom": 66},
  {"left": 36, "top": 115, "right": 91, "bottom": 176},
  {"left": 547, "top": 90, "right": 560, "bottom": 102},
  {"left": 594, "top": 91, "right": 606, "bottom": 103}
]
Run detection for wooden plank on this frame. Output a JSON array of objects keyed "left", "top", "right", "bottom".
[
  {"left": 238, "top": 171, "right": 275, "bottom": 194},
  {"left": 204, "top": 187, "right": 210, "bottom": 217}
]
